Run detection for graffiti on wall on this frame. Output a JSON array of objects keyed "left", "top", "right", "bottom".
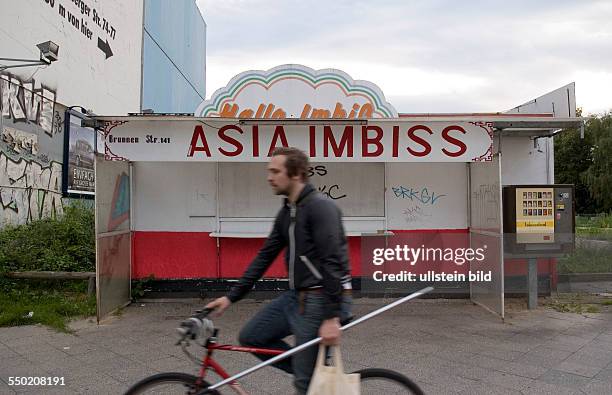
[
  {"left": 0, "top": 152, "right": 63, "bottom": 225},
  {"left": 1, "top": 126, "right": 40, "bottom": 155},
  {"left": 392, "top": 185, "right": 447, "bottom": 225},
  {"left": 472, "top": 183, "right": 500, "bottom": 231},
  {"left": 107, "top": 172, "right": 129, "bottom": 232},
  {"left": 0, "top": 73, "right": 57, "bottom": 136},
  {"left": 392, "top": 185, "right": 446, "bottom": 205},
  {"left": 308, "top": 165, "right": 348, "bottom": 200},
  {"left": 1, "top": 72, "right": 63, "bottom": 225}
]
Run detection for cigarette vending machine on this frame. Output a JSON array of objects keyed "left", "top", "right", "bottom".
[
  {"left": 503, "top": 184, "right": 575, "bottom": 256},
  {"left": 503, "top": 184, "right": 575, "bottom": 309}
]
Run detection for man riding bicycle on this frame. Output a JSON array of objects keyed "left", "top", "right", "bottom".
[{"left": 206, "top": 147, "right": 352, "bottom": 394}]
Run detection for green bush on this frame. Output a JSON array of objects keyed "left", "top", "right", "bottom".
[{"left": 0, "top": 203, "right": 95, "bottom": 273}]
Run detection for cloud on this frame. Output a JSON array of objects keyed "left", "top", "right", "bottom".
[{"left": 197, "top": 0, "right": 612, "bottom": 114}]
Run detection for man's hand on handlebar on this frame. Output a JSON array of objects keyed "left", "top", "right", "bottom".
[{"left": 205, "top": 296, "right": 232, "bottom": 317}]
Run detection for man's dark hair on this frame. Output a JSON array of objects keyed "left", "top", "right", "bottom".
[{"left": 272, "top": 147, "right": 309, "bottom": 181}]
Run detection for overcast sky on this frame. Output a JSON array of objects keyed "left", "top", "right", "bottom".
[{"left": 196, "top": 0, "right": 611, "bottom": 115}]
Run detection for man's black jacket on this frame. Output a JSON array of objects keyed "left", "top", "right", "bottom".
[{"left": 226, "top": 183, "right": 350, "bottom": 319}]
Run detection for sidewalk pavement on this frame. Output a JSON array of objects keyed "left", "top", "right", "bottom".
[{"left": 1, "top": 297, "right": 612, "bottom": 394}]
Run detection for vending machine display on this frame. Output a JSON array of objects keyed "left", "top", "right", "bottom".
[{"left": 503, "top": 185, "right": 575, "bottom": 256}]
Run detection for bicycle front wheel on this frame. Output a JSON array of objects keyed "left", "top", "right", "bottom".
[
  {"left": 356, "top": 368, "right": 425, "bottom": 395},
  {"left": 124, "top": 372, "right": 220, "bottom": 395}
]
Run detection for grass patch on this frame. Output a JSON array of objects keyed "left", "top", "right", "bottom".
[
  {"left": 557, "top": 246, "right": 612, "bottom": 274},
  {"left": 547, "top": 301, "right": 600, "bottom": 314},
  {"left": 545, "top": 293, "right": 612, "bottom": 314},
  {"left": 576, "top": 213, "right": 612, "bottom": 229},
  {"left": 576, "top": 227, "right": 612, "bottom": 241},
  {"left": 0, "top": 278, "right": 96, "bottom": 332},
  {"left": 546, "top": 295, "right": 601, "bottom": 314}
]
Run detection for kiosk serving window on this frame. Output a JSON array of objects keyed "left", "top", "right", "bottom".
[{"left": 218, "top": 162, "right": 385, "bottom": 235}]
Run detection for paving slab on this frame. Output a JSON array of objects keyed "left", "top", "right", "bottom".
[{"left": 0, "top": 297, "right": 610, "bottom": 394}]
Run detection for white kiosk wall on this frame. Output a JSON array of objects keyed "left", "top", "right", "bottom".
[
  {"left": 501, "top": 136, "right": 552, "bottom": 185},
  {"left": 218, "top": 162, "right": 386, "bottom": 234},
  {"left": 131, "top": 162, "right": 217, "bottom": 232},
  {"left": 131, "top": 161, "right": 471, "bottom": 234},
  {"left": 386, "top": 162, "right": 468, "bottom": 230}
]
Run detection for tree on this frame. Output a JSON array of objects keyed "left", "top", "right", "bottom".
[
  {"left": 554, "top": 109, "right": 597, "bottom": 213},
  {"left": 583, "top": 112, "right": 612, "bottom": 212}
]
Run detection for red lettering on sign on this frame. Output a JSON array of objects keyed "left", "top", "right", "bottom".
[
  {"left": 323, "top": 126, "right": 353, "bottom": 157},
  {"left": 392, "top": 125, "right": 399, "bottom": 157},
  {"left": 187, "top": 125, "right": 211, "bottom": 157},
  {"left": 361, "top": 125, "right": 383, "bottom": 157},
  {"left": 218, "top": 125, "right": 244, "bottom": 157},
  {"left": 407, "top": 125, "right": 432, "bottom": 157},
  {"left": 268, "top": 125, "right": 289, "bottom": 156},
  {"left": 252, "top": 125, "right": 260, "bottom": 157},
  {"left": 309, "top": 125, "right": 317, "bottom": 156},
  {"left": 441, "top": 125, "right": 467, "bottom": 157}
]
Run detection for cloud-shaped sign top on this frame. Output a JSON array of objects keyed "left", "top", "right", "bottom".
[{"left": 195, "top": 64, "right": 398, "bottom": 119}]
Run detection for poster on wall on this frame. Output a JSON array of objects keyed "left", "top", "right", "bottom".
[{"left": 64, "top": 111, "right": 95, "bottom": 196}]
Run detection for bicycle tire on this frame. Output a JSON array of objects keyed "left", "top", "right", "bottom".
[
  {"left": 124, "top": 372, "right": 220, "bottom": 395},
  {"left": 355, "top": 368, "right": 425, "bottom": 395}
]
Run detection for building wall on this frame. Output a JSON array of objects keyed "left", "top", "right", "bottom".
[
  {"left": 0, "top": 0, "right": 144, "bottom": 114},
  {"left": 0, "top": 0, "right": 144, "bottom": 226},
  {"left": 141, "top": 0, "right": 206, "bottom": 113}
]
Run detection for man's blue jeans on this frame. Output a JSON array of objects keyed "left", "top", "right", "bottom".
[{"left": 238, "top": 290, "right": 352, "bottom": 394}]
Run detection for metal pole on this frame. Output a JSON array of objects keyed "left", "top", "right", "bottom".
[
  {"left": 528, "top": 258, "right": 538, "bottom": 309},
  {"left": 201, "top": 286, "right": 434, "bottom": 393}
]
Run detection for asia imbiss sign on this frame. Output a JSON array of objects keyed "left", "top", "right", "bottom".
[{"left": 104, "top": 65, "right": 493, "bottom": 162}]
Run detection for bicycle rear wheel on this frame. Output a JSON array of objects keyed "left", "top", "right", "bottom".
[
  {"left": 356, "top": 368, "right": 424, "bottom": 395},
  {"left": 124, "top": 372, "right": 220, "bottom": 395}
]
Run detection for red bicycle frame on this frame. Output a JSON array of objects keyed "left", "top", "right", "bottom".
[{"left": 197, "top": 342, "right": 285, "bottom": 394}]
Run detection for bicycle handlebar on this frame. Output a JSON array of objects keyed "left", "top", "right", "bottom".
[
  {"left": 193, "top": 308, "right": 214, "bottom": 320},
  {"left": 176, "top": 308, "right": 214, "bottom": 343}
]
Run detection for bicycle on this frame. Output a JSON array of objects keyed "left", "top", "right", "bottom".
[{"left": 125, "top": 288, "right": 432, "bottom": 394}]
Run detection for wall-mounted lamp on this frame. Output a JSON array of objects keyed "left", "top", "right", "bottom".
[
  {"left": 36, "top": 41, "right": 60, "bottom": 64},
  {"left": 0, "top": 41, "right": 60, "bottom": 71}
]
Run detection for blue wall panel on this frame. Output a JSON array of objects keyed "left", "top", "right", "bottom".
[{"left": 142, "top": 0, "right": 206, "bottom": 113}]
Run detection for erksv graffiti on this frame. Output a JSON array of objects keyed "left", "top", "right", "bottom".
[
  {"left": 0, "top": 152, "right": 63, "bottom": 225},
  {"left": 392, "top": 185, "right": 446, "bottom": 205},
  {"left": 1, "top": 72, "right": 57, "bottom": 136}
]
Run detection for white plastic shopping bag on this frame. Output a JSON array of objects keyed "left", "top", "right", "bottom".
[{"left": 306, "top": 345, "right": 360, "bottom": 395}]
